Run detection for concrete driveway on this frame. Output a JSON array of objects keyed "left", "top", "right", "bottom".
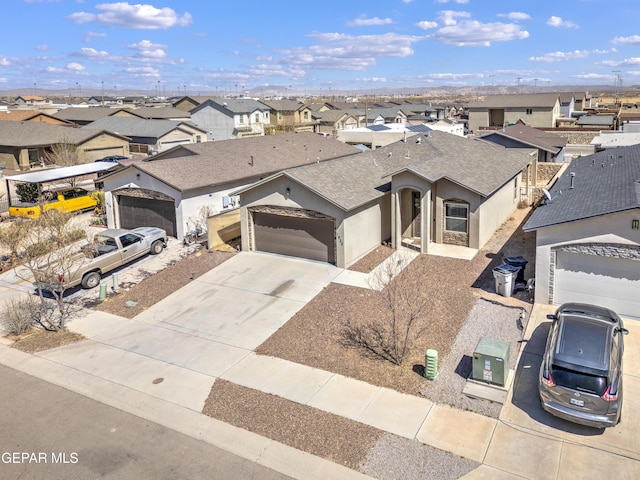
[{"left": 479, "top": 305, "right": 640, "bottom": 479}]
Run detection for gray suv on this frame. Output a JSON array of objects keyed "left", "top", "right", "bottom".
[{"left": 539, "top": 303, "right": 628, "bottom": 428}]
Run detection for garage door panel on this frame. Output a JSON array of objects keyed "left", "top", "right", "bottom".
[
  {"left": 253, "top": 212, "right": 334, "bottom": 264},
  {"left": 119, "top": 196, "right": 177, "bottom": 237},
  {"left": 556, "top": 252, "right": 640, "bottom": 318}
]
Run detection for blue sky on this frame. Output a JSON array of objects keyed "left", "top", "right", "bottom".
[{"left": 2, "top": 0, "right": 640, "bottom": 95}]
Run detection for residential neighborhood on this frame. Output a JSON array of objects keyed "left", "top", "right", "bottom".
[{"left": 0, "top": 87, "right": 639, "bottom": 480}]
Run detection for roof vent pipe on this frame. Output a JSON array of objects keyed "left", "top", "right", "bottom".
[
  {"left": 249, "top": 155, "right": 254, "bottom": 166},
  {"left": 570, "top": 172, "right": 575, "bottom": 189}
]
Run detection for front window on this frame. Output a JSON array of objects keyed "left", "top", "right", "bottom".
[
  {"left": 254, "top": 113, "right": 260, "bottom": 123},
  {"left": 239, "top": 114, "right": 245, "bottom": 124},
  {"left": 526, "top": 108, "right": 533, "bottom": 115},
  {"left": 304, "top": 111, "right": 309, "bottom": 120},
  {"left": 445, "top": 202, "right": 468, "bottom": 233}
]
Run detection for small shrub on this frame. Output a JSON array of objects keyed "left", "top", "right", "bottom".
[
  {"left": 24, "top": 241, "right": 52, "bottom": 258},
  {"left": 1, "top": 296, "right": 41, "bottom": 335},
  {"left": 15, "top": 183, "right": 39, "bottom": 203}
]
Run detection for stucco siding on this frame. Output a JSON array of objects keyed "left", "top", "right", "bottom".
[
  {"left": 477, "top": 176, "right": 520, "bottom": 248},
  {"left": 342, "top": 197, "right": 390, "bottom": 267},
  {"left": 532, "top": 209, "right": 640, "bottom": 305},
  {"left": 433, "top": 178, "right": 482, "bottom": 248}
]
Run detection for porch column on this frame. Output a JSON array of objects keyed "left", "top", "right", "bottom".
[
  {"left": 422, "top": 187, "right": 431, "bottom": 254},
  {"left": 391, "top": 187, "right": 401, "bottom": 249}
]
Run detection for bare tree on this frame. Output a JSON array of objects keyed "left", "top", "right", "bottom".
[
  {"left": 341, "top": 250, "right": 429, "bottom": 365},
  {"left": 16, "top": 210, "right": 87, "bottom": 331},
  {"left": 44, "top": 136, "right": 85, "bottom": 167}
]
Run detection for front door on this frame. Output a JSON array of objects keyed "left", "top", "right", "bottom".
[{"left": 412, "top": 191, "right": 421, "bottom": 238}]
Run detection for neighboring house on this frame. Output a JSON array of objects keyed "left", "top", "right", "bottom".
[
  {"left": 52, "top": 106, "right": 124, "bottom": 126},
  {"left": 314, "top": 110, "right": 360, "bottom": 135},
  {"left": 260, "top": 99, "right": 317, "bottom": 134},
  {"left": 88, "top": 96, "right": 121, "bottom": 106},
  {"left": 477, "top": 124, "right": 567, "bottom": 163},
  {"left": 0, "top": 110, "right": 73, "bottom": 125},
  {"left": 576, "top": 114, "right": 616, "bottom": 129},
  {"left": 591, "top": 130, "right": 640, "bottom": 150},
  {"left": 133, "top": 106, "right": 191, "bottom": 121},
  {"left": 523, "top": 145, "right": 640, "bottom": 318},
  {"left": 236, "top": 130, "right": 532, "bottom": 268},
  {"left": 0, "top": 120, "right": 130, "bottom": 170},
  {"left": 427, "top": 119, "right": 465, "bottom": 136},
  {"left": 83, "top": 117, "right": 208, "bottom": 154},
  {"left": 467, "top": 93, "right": 561, "bottom": 133},
  {"left": 15, "top": 96, "right": 53, "bottom": 106},
  {"left": 559, "top": 93, "right": 575, "bottom": 118},
  {"left": 190, "top": 98, "right": 271, "bottom": 141},
  {"left": 100, "top": 132, "right": 360, "bottom": 239},
  {"left": 337, "top": 123, "right": 430, "bottom": 149},
  {"left": 172, "top": 95, "right": 217, "bottom": 113},
  {"left": 364, "top": 107, "right": 409, "bottom": 125}
]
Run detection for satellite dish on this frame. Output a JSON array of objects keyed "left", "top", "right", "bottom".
[{"left": 542, "top": 188, "right": 552, "bottom": 202}]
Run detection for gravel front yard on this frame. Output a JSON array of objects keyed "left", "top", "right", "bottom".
[{"left": 28, "top": 207, "right": 535, "bottom": 480}]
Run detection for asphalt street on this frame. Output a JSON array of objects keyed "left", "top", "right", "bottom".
[{"left": 0, "top": 364, "right": 293, "bottom": 480}]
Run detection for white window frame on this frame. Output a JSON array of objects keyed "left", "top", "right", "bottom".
[{"left": 444, "top": 202, "right": 468, "bottom": 233}]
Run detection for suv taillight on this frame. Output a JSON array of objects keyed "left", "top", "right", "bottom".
[{"left": 601, "top": 385, "right": 617, "bottom": 402}]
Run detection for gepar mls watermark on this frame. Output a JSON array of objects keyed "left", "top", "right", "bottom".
[{"left": 2, "top": 452, "right": 78, "bottom": 464}]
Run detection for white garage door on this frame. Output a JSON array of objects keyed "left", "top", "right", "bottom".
[{"left": 555, "top": 251, "right": 640, "bottom": 318}]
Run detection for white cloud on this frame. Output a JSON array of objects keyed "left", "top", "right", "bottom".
[
  {"left": 67, "top": 2, "right": 192, "bottom": 30},
  {"left": 83, "top": 31, "right": 108, "bottom": 42},
  {"left": 0, "top": 57, "right": 10, "bottom": 67},
  {"left": 276, "top": 32, "right": 423, "bottom": 71},
  {"left": 529, "top": 50, "right": 590, "bottom": 62},
  {"left": 128, "top": 40, "right": 167, "bottom": 59},
  {"left": 498, "top": 12, "right": 531, "bottom": 21},
  {"left": 36, "top": 44, "right": 50, "bottom": 52},
  {"left": 66, "top": 62, "right": 85, "bottom": 72},
  {"left": 436, "top": 0, "right": 469, "bottom": 4},
  {"left": 347, "top": 16, "right": 393, "bottom": 27},
  {"left": 574, "top": 73, "right": 614, "bottom": 80},
  {"left": 416, "top": 21, "right": 438, "bottom": 30},
  {"left": 426, "top": 72, "right": 483, "bottom": 80},
  {"left": 432, "top": 20, "right": 529, "bottom": 46},
  {"left": 438, "top": 10, "right": 471, "bottom": 26},
  {"left": 124, "top": 66, "right": 159, "bottom": 78},
  {"left": 76, "top": 47, "right": 110, "bottom": 59},
  {"left": 547, "top": 16, "right": 578, "bottom": 29},
  {"left": 355, "top": 77, "right": 388, "bottom": 83},
  {"left": 612, "top": 35, "right": 640, "bottom": 45},
  {"left": 599, "top": 57, "right": 640, "bottom": 67}
]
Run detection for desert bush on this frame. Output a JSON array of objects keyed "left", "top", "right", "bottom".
[
  {"left": 0, "top": 296, "right": 41, "bottom": 335},
  {"left": 15, "top": 183, "right": 39, "bottom": 203}
]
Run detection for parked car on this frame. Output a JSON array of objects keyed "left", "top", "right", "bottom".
[
  {"left": 34, "top": 227, "right": 168, "bottom": 291},
  {"left": 539, "top": 302, "right": 628, "bottom": 428},
  {"left": 95, "top": 155, "right": 128, "bottom": 163},
  {"left": 9, "top": 187, "right": 97, "bottom": 219}
]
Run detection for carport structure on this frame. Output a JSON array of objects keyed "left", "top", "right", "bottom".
[{"left": 3, "top": 162, "right": 117, "bottom": 210}]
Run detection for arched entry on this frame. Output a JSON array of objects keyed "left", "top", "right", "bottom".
[{"left": 399, "top": 188, "right": 423, "bottom": 250}]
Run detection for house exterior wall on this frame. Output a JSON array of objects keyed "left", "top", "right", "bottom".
[
  {"left": 103, "top": 168, "right": 251, "bottom": 239},
  {"left": 531, "top": 210, "right": 640, "bottom": 305},
  {"left": 238, "top": 176, "right": 390, "bottom": 268},
  {"left": 432, "top": 178, "right": 482, "bottom": 248},
  {"left": 156, "top": 129, "right": 199, "bottom": 152},
  {"left": 477, "top": 176, "right": 520, "bottom": 247},
  {"left": 342, "top": 196, "right": 391, "bottom": 267},
  {"left": 79, "top": 134, "right": 130, "bottom": 161},
  {"left": 191, "top": 106, "right": 231, "bottom": 141},
  {"left": 468, "top": 109, "right": 490, "bottom": 133},
  {"left": 469, "top": 101, "right": 560, "bottom": 132}
]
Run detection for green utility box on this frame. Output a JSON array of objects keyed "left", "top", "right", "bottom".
[{"left": 472, "top": 337, "right": 510, "bottom": 387}]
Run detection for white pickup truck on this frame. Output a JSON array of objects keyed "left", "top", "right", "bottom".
[{"left": 35, "top": 227, "right": 168, "bottom": 291}]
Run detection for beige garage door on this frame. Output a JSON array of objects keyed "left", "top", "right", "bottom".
[
  {"left": 555, "top": 251, "right": 640, "bottom": 318},
  {"left": 253, "top": 212, "right": 335, "bottom": 264}
]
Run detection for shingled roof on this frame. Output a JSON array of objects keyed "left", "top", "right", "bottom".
[
  {"left": 524, "top": 145, "right": 640, "bottom": 231},
  {"left": 241, "top": 130, "right": 532, "bottom": 211},
  {"left": 478, "top": 124, "right": 567, "bottom": 153},
  {"left": 0, "top": 120, "right": 129, "bottom": 146},
  {"left": 119, "top": 132, "right": 360, "bottom": 192},
  {"left": 83, "top": 117, "right": 206, "bottom": 138}
]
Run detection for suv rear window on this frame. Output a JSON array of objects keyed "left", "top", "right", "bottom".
[{"left": 550, "top": 365, "right": 608, "bottom": 396}]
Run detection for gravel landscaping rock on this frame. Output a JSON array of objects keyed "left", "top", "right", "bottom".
[
  {"left": 419, "top": 297, "right": 528, "bottom": 418},
  {"left": 361, "top": 434, "right": 479, "bottom": 480}
]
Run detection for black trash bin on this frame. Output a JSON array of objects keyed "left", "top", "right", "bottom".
[{"left": 504, "top": 256, "right": 528, "bottom": 284}]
